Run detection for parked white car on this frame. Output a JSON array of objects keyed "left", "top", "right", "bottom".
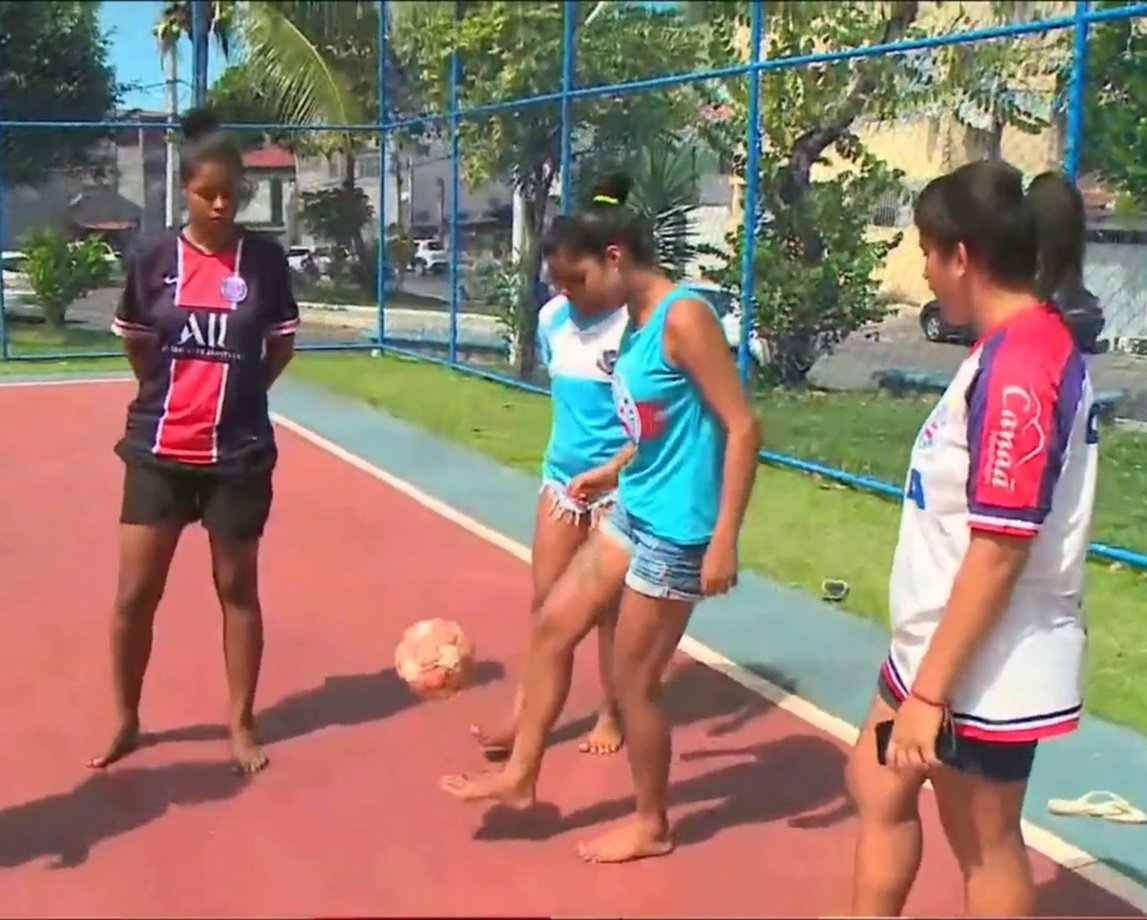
[
  {"left": 411, "top": 239, "right": 449, "bottom": 276},
  {"left": 1, "top": 249, "right": 33, "bottom": 307},
  {"left": 683, "top": 280, "right": 767, "bottom": 366}
]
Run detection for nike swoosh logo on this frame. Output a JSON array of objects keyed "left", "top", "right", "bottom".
[{"left": 163, "top": 275, "right": 178, "bottom": 285}]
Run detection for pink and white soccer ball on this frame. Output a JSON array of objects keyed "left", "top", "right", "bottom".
[{"left": 394, "top": 618, "right": 475, "bottom": 699}]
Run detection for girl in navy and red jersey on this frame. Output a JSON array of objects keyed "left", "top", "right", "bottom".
[
  {"left": 847, "top": 163, "right": 1097, "bottom": 916},
  {"left": 89, "top": 109, "right": 299, "bottom": 774}
]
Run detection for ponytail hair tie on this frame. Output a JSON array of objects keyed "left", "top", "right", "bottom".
[{"left": 592, "top": 194, "right": 619, "bottom": 205}]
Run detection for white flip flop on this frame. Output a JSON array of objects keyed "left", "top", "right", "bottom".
[{"left": 1047, "top": 790, "right": 1147, "bottom": 824}]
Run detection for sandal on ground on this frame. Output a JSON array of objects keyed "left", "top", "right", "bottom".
[{"left": 1046, "top": 790, "right": 1147, "bottom": 824}]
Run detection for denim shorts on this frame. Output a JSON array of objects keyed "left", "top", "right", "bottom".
[
  {"left": 599, "top": 502, "right": 707, "bottom": 602},
  {"left": 540, "top": 480, "right": 615, "bottom": 523}
]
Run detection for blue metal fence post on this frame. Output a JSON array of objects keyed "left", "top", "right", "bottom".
[
  {"left": 0, "top": 118, "right": 8, "bottom": 361},
  {"left": 377, "top": 0, "right": 389, "bottom": 349},
  {"left": 0, "top": 73, "right": 7, "bottom": 360},
  {"left": 447, "top": 0, "right": 463, "bottom": 366},
  {"left": 191, "top": 1, "right": 210, "bottom": 108},
  {"left": 1064, "top": 0, "right": 1091, "bottom": 179},
  {"left": 559, "top": 5, "right": 577, "bottom": 213},
  {"left": 737, "top": 1, "right": 765, "bottom": 385}
]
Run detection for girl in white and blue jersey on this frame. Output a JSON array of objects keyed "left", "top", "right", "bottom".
[
  {"left": 444, "top": 173, "right": 761, "bottom": 866},
  {"left": 469, "top": 271, "right": 632, "bottom": 759},
  {"left": 848, "top": 164, "right": 1097, "bottom": 917}
]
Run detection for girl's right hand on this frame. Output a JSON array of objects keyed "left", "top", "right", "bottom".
[{"left": 568, "top": 463, "right": 619, "bottom": 503}]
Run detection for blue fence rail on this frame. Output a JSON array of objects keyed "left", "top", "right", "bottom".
[{"left": 1, "top": 1, "right": 1145, "bottom": 571}]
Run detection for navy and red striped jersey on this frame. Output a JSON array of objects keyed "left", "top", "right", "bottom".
[{"left": 113, "top": 229, "right": 300, "bottom": 467}]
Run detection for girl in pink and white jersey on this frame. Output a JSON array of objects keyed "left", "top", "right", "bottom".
[{"left": 847, "top": 162, "right": 1098, "bottom": 917}]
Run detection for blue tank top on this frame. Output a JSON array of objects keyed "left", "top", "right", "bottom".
[
  {"left": 537, "top": 295, "right": 630, "bottom": 486},
  {"left": 612, "top": 286, "right": 726, "bottom": 545}
]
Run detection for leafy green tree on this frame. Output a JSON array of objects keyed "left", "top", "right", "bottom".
[
  {"left": 299, "top": 186, "right": 375, "bottom": 267},
  {"left": 1075, "top": 2, "right": 1147, "bottom": 207},
  {"left": 698, "top": 1, "right": 1067, "bottom": 385},
  {"left": 155, "top": 0, "right": 236, "bottom": 65},
  {"left": 391, "top": 2, "right": 719, "bottom": 375},
  {"left": 0, "top": 1, "right": 118, "bottom": 187},
  {"left": 19, "top": 228, "right": 113, "bottom": 328},
  {"left": 208, "top": 62, "right": 281, "bottom": 151}
]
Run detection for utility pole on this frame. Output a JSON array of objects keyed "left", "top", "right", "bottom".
[{"left": 164, "top": 46, "right": 179, "bottom": 229}]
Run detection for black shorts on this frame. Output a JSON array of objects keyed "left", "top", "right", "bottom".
[
  {"left": 120, "top": 455, "right": 274, "bottom": 542},
  {"left": 877, "top": 671, "right": 1037, "bottom": 784}
]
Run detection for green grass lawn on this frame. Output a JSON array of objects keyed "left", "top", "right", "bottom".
[
  {"left": 290, "top": 352, "right": 1147, "bottom": 735},
  {"left": 297, "top": 280, "right": 497, "bottom": 316},
  {"left": 763, "top": 389, "right": 1147, "bottom": 554},
  {"left": 1, "top": 321, "right": 127, "bottom": 375}
]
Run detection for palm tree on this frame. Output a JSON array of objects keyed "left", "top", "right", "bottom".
[
  {"left": 155, "top": 1, "right": 237, "bottom": 226},
  {"left": 155, "top": 1, "right": 236, "bottom": 60},
  {"left": 155, "top": 0, "right": 237, "bottom": 102},
  {"left": 232, "top": 1, "right": 385, "bottom": 282}
]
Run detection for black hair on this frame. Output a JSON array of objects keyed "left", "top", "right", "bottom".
[
  {"left": 179, "top": 107, "right": 243, "bottom": 184},
  {"left": 1027, "top": 171, "right": 1086, "bottom": 302},
  {"left": 541, "top": 172, "right": 657, "bottom": 266},
  {"left": 913, "top": 160, "right": 1086, "bottom": 299}
]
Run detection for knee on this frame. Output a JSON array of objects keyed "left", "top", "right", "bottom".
[
  {"left": 531, "top": 604, "right": 577, "bottom": 657},
  {"left": 610, "top": 656, "right": 657, "bottom": 709},
  {"left": 213, "top": 563, "right": 259, "bottom": 611},
  {"left": 846, "top": 743, "right": 920, "bottom": 826},
  {"left": 114, "top": 574, "right": 165, "bottom": 621}
]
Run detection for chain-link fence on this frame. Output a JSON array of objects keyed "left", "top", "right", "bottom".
[{"left": 2, "top": 1, "right": 1145, "bottom": 567}]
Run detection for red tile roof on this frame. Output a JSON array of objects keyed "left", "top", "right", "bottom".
[{"left": 243, "top": 146, "right": 295, "bottom": 169}]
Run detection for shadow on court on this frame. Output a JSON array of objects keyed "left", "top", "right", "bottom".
[
  {"left": 0, "top": 762, "right": 248, "bottom": 870},
  {"left": 544, "top": 658, "right": 775, "bottom": 751},
  {"left": 151, "top": 660, "right": 505, "bottom": 748},
  {"left": 475, "top": 657, "right": 850, "bottom": 844},
  {"left": 1036, "top": 863, "right": 1145, "bottom": 917}
]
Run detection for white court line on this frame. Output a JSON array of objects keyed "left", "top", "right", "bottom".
[{"left": 5, "top": 376, "right": 1145, "bottom": 912}]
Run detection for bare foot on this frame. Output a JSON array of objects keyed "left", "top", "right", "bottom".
[
  {"left": 87, "top": 719, "right": 141, "bottom": 769},
  {"left": 470, "top": 722, "right": 514, "bottom": 760},
  {"left": 577, "top": 815, "right": 674, "bottom": 864},
  {"left": 230, "top": 724, "right": 269, "bottom": 775},
  {"left": 578, "top": 708, "right": 624, "bottom": 755},
  {"left": 440, "top": 767, "right": 535, "bottom": 808}
]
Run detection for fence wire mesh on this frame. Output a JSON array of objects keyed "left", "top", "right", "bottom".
[{"left": 1, "top": 0, "right": 1145, "bottom": 566}]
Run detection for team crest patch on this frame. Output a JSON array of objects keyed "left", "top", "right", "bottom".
[
  {"left": 221, "top": 274, "right": 248, "bottom": 304},
  {"left": 596, "top": 349, "right": 618, "bottom": 375},
  {"left": 611, "top": 373, "right": 666, "bottom": 443},
  {"left": 915, "top": 400, "right": 951, "bottom": 450}
]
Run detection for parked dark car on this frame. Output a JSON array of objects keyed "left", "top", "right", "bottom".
[{"left": 919, "top": 290, "right": 1106, "bottom": 354}]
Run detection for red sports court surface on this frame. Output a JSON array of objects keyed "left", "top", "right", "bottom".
[{"left": 0, "top": 380, "right": 1138, "bottom": 917}]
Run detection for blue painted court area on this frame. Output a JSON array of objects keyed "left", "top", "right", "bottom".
[{"left": 268, "top": 376, "right": 1147, "bottom": 894}]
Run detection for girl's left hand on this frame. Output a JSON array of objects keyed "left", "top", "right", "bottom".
[
  {"left": 700, "top": 539, "right": 738, "bottom": 596},
  {"left": 888, "top": 695, "right": 946, "bottom": 773}
]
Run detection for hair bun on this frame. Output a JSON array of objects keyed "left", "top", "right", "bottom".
[
  {"left": 181, "top": 107, "right": 221, "bottom": 142},
  {"left": 590, "top": 172, "right": 633, "bottom": 208}
]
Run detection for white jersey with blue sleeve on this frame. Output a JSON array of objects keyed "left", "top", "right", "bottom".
[
  {"left": 538, "top": 295, "right": 630, "bottom": 487},
  {"left": 884, "top": 304, "right": 1097, "bottom": 742}
]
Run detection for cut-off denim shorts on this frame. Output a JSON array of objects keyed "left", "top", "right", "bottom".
[
  {"left": 540, "top": 480, "right": 614, "bottom": 525},
  {"left": 599, "top": 501, "right": 707, "bottom": 602}
]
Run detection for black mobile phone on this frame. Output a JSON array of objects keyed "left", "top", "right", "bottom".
[
  {"left": 875, "top": 719, "right": 894, "bottom": 766},
  {"left": 874, "top": 716, "right": 959, "bottom": 767}
]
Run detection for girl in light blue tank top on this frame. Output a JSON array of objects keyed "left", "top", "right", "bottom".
[
  {"left": 442, "top": 174, "right": 761, "bottom": 865},
  {"left": 469, "top": 288, "right": 633, "bottom": 761}
]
